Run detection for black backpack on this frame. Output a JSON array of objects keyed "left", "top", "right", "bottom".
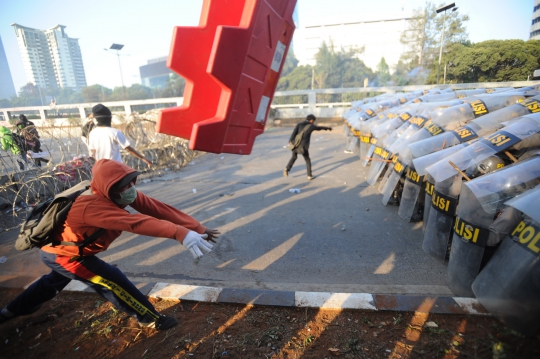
[{"left": 15, "top": 180, "right": 104, "bottom": 254}]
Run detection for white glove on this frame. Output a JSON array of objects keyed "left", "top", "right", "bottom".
[{"left": 182, "top": 231, "right": 213, "bottom": 259}]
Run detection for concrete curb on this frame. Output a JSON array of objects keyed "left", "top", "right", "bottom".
[{"left": 48, "top": 280, "right": 490, "bottom": 316}]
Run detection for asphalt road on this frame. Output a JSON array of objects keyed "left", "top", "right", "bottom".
[{"left": 0, "top": 127, "right": 452, "bottom": 296}]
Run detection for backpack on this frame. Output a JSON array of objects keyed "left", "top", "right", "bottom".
[
  {"left": 15, "top": 180, "right": 104, "bottom": 253},
  {"left": 289, "top": 123, "right": 312, "bottom": 150}
]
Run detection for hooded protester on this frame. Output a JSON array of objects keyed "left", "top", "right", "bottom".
[
  {"left": 87, "top": 104, "right": 152, "bottom": 167},
  {"left": 0, "top": 159, "right": 220, "bottom": 330}
]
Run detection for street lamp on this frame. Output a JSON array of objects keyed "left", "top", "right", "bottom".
[
  {"left": 104, "top": 43, "right": 126, "bottom": 99},
  {"left": 436, "top": 2, "right": 457, "bottom": 85}
]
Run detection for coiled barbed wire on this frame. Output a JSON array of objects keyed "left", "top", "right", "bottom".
[{"left": 0, "top": 109, "right": 200, "bottom": 232}]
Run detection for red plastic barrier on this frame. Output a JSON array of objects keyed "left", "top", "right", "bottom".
[{"left": 157, "top": 0, "right": 297, "bottom": 154}]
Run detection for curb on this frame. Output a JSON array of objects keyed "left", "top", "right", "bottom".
[{"left": 55, "top": 281, "right": 489, "bottom": 316}]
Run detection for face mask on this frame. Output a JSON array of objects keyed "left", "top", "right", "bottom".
[{"left": 114, "top": 186, "right": 137, "bottom": 205}]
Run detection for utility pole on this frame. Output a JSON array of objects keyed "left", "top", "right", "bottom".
[
  {"left": 105, "top": 44, "right": 126, "bottom": 100},
  {"left": 436, "top": 3, "right": 457, "bottom": 85}
]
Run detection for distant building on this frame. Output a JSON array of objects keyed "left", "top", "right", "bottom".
[
  {"left": 531, "top": 0, "right": 540, "bottom": 39},
  {"left": 139, "top": 57, "right": 172, "bottom": 88},
  {"left": 0, "top": 35, "right": 16, "bottom": 100},
  {"left": 293, "top": 11, "right": 413, "bottom": 72},
  {"left": 11, "top": 23, "right": 87, "bottom": 90}
]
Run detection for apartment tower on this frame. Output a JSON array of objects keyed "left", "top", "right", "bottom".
[{"left": 11, "top": 23, "right": 87, "bottom": 90}]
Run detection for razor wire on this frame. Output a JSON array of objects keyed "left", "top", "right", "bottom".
[{"left": 0, "top": 109, "right": 201, "bottom": 232}]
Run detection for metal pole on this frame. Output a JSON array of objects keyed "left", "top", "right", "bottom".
[
  {"left": 37, "top": 85, "right": 44, "bottom": 106},
  {"left": 437, "top": 10, "right": 447, "bottom": 85},
  {"left": 444, "top": 63, "right": 447, "bottom": 84},
  {"left": 311, "top": 67, "right": 315, "bottom": 89},
  {"left": 116, "top": 50, "right": 126, "bottom": 100}
]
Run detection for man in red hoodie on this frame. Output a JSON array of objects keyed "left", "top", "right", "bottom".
[{"left": 0, "top": 159, "right": 220, "bottom": 330}]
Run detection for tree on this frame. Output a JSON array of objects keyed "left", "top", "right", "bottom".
[
  {"left": 277, "top": 65, "right": 313, "bottom": 90},
  {"left": 375, "top": 57, "right": 391, "bottom": 86},
  {"left": 82, "top": 85, "right": 111, "bottom": 102},
  {"left": 126, "top": 84, "right": 153, "bottom": 100},
  {"left": 161, "top": 74, "right": 186, "bottom": 98},
  {"left": 400, "top": 1, "right": 469, "bottom": 84},
  {"left": 440, "top": 40, "right": 540, "bottom": 83},
  {"left": 281, "top": 49, "right": 299, "bottom": 77},
  {"left": 313, "top": 40, "right": 370, "bottom": 88}
]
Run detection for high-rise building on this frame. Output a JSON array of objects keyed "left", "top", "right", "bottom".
[
  {"left": 0, "top": 35, "right": 16, "bottom": 100},
  {"left": 11, "top": 23, "right": 87, "bottom": 90},
  {"left": 531, "top": 0, "right": 540, "bottom": 39}
]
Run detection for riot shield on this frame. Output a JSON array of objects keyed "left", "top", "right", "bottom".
[
  {"left": 398, "top": 163, "right": 424, "bottom": 221},
  {"left": 448, "top": 157, "right": 540, "bottom": 297},
  {"left": 472, "top": 186, "right": 540, "bottom": 335},
  {"left": 427, "top": 113, "right": 540, "bottom": 184},
  {"left": 359, "top": 110, "right": 397, "bottom": 163},
  {"left": 404, "top": 143, "right": 468, "bottom": 225},
  {"left": 408, "top": 94, "right": 535, "bottom": 161},
  {"left": 367, "top": 120, "right": 412, "bottom": 185},
  {"left": 422, "top": 175, "right": 462, "bottom": 262},
  {"left": 395, "top": 95, "right": 528, "bottom": 218}
]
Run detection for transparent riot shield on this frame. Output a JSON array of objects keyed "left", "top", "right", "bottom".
[
  {"left": 422, "top": 175, "right": 462, "bottom": 262},
  {"left": 398, "top": 164, "right": 424, "bottom": 221},
  {"left": 427, "top": 114, "right": 540, "bottom": 184},
  {"left": 407, "top": 145, "right": 470, "bottom": 225},
  {"left": 448, "top": 157, "right": 540, "bottom": 297},
  {"left": 398, "top": 93, "right": 525, "bottom": 163},
  {"left": 408, "top": 94, "right": 537, "bottom": 160},
  {"left": 395, "top": 95, "right": 527, "bottom": 218},
  {"left": 472, "top": 187, "right": 540, "bottom": 336},
  {"left": 359, "top": 111, "right": 396, "bottom": 163},
  {"left": 367, "top": 120, "right": 412, "bottom": 185}
]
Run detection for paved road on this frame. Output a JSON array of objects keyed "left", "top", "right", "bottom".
[{"left": 0, "top": 127, "right": 452, "bottom": 296}]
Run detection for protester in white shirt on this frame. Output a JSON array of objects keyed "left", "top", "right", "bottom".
[{"left": 87, "top": 104, "right": 152, "bottom": 168}]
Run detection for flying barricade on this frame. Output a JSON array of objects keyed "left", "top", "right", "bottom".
[
  {"left": 399, "top": 95, "right": 540, "bottom": 222},
  {"left": 471, "top": 185, "right": 540, "bottom": 337},
  {"left": 446, "top": 155, "right": 540, "bottom": 297},
  {"left": 422, "top": 112, "right": 540, "bottom": 262},
  {"left": 157, "top": 0, "right": 297, "bottom": 155}
]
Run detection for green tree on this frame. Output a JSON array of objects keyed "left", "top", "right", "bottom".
[
  {"left": 440, "top": 40, "right": 540, "bottom": 83},
  {"left": 126, "top": 84, "right": 153, "bottom": 100},
  {"left": 11, "top": 83, "right": 43, "bottom": 107},
  {"left": 277, "top": 65, "right": 313, "bottom": 90},
  {"left": 161, "top": 74, "right": 186, "bottom": 97},
  {"left": 375, "top": 57, "right": 391, "bottom": 86},
  {"left": 281, "top": 49, "right": 299, "bottom": 77},
  {"left": 400, "top": 1, "right": 469, "bottom": 83},
  {"left": 81, "top": 84, "right": 112, "bottom": 102},
  {"left": 313, "top": 40, "right": 369, "bottom": 88}
]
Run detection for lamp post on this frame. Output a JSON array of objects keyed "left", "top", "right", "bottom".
[
  {"left": 436, "top": 3, "right": 457, "bottom": 85},
  {"left": 104, "top": 43, "right": 126, "bottom": 99}
]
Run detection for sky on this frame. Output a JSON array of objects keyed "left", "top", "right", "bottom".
[{"left": 0, "top": 0, "right": 535, "bottom": 92}]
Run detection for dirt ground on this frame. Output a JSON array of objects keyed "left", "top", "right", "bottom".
[{"left": 0, "top": 288, "right": 538, "bottom": 359}]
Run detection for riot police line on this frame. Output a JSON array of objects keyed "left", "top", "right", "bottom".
[{"left": 342, "top": 85, "right": 540, "bottom": 337}]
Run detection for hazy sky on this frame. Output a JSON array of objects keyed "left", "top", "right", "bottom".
[{"left": 0, "top": 0, "right": 534, "bottom": 92}]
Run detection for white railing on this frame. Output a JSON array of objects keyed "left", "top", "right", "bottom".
[{"left": 2, "top": 81, "right": 539, "bottom": 123}]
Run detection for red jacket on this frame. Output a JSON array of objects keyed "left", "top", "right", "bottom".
[{"left": 42, "top": 159, "right": 206, "bottom": 257}]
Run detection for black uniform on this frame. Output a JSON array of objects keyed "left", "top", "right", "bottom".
[{"left": 285, "top": 120, "right": 331, "bottom": 177}]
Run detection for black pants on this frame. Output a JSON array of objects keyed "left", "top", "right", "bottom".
[
  {"left": 6, "top": 250, "right": 160, "bottom": 324},
  {"left": 286, "top": 147, "right": 312, "bottom": 176}
]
